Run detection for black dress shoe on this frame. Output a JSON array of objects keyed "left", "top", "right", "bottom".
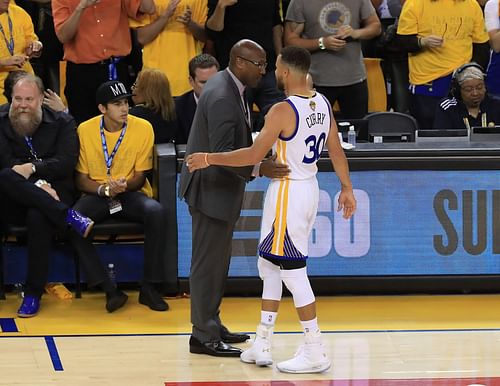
[
  {"left": 221, "top": 331, "right": 250, "bottom": 344},
  {"left": 139, "top": 284, "right": 169, "bottom": 311},
  {"left": 106, "top": 290, "right": 128, "bottom": 313},
  {"left": 189, "top": 336, "right": 242, "bottom": 357}
]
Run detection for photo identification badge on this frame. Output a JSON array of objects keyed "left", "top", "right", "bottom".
[{"left": 108, "top": 198, "right": 123, "bottom": 214}]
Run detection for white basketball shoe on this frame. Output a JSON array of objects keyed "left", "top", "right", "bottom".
[
  {"left": 276, "top": 330, "right": 331, "bottom": 374},
  {"left": 240, "top": 324, "right": 273, "bottom": 366}
]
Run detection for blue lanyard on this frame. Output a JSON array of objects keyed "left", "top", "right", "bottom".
[
  {"left": 108, "top": 57, "right": 122, "bottom": 80},
  {"left": 24, "top": 136, "right": 41, "bottom": 161},
  {"left": 100, "top": 117, "right": 127, "bottom": 176},
  {"left": 0, "top": 13, "right": 14, "bottom": 56}
]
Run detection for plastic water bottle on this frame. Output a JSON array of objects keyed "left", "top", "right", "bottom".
[
  {"left": 347, "top": 125, "right": 356, "bottom": 146},
  {"left": 107, "top": 263, "right": 116, "bottom": 287},
  {"left": 14, "top": 283, "right": 24, "bottom": 298}
]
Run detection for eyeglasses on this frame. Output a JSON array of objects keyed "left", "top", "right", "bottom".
[
  {"left": 461, "top": 84, "right": 485, "bottom": 93},
  {"left": 238, "top": 56, "right": 267, "bottom": 70}
]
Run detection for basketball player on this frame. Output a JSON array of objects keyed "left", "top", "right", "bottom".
[{"left": 185, "top": 46, "right": 356, "bottom": 373}]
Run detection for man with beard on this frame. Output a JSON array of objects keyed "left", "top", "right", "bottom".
[
  {"left": 433, "top": 63, "right": 500, "bottom": 130},
  {"left": 185, "top": 46, "right": 356, "bottom": 372},
  {"left": 0, "top": 74, "right": 94, "bottom": 317}
]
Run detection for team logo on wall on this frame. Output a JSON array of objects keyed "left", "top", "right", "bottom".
[{"left": 319, "top": 2, "right": 351, "bottom": 34}]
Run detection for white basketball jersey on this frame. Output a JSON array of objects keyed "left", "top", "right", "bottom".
[{"left": 273, "top": 93, "right": 331, "bottom": 180}]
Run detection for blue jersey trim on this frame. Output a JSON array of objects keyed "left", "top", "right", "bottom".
[{"left": 279, "top": 99, "right": 299, "bottom": 141}]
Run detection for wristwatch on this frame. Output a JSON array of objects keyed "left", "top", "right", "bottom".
[
  {"left": 318, "top": 37, "right": 326, "bottom": 50},
  {"left": 34, "top": 179, "right": 48, "bottom": 188},
  {"left": 104, "top": 185, "right": 111, "bottom": 197},
  {"left": 31, "top": 163, "right": 36, "bottom": 174}
]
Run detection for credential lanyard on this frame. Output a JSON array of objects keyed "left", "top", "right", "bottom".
[
  {"left": 100, "top": 117, "right": 127, "bottom": 176},
  {"left": 24, "top": 136, "right": 41, "bottom": 161},
  {"left": 0, "top": 13, "right": 14, "bottom": 56}
]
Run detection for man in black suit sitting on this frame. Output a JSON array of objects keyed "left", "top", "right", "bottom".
[{"left": 174, "top": 54, "right": 220, "bottom": 144}]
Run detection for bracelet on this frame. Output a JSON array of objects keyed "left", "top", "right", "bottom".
[
  {"left": 318, "top": 37, "right": 326, "bottom": 50},
  {"left": 204, "top": 153, "right": 210, "bottom": 166},
  {"left": 417, "top": 37, "right": 423, "bottom": 49},
  {"left": 97, "top": 184, "right": 104, "bottom": 196}
]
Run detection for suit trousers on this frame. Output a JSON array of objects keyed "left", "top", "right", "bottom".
[
  {"left": 0, "top": 169, "right": 70, "bottom": 297},
  {"left": 70, "top": 192, "right": 168, "bottom": 287},
  {"left": 189, "top": 206, "right": 236, "bottom": 342}
]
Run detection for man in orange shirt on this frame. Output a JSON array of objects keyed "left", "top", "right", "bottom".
[{"left": 52, "top": 0, "right": 155, "bottom": 124}]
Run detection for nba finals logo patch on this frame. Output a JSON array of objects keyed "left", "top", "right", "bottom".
[
  {"left": 319, "top": 2, "right": 351, "bottom": 35},
  {"left": 309, "top": 100, "right": 316, "bottom": 111}
]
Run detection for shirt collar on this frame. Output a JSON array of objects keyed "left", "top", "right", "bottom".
[{"left": 227, "top": 68, "right": 246, "bottom": 97}]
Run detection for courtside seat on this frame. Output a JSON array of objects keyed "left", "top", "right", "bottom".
[{"left": 0, "top": 143, "right": 179, "bottom": 300}]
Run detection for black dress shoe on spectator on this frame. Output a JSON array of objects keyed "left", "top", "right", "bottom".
[
  {"left": 189, "top": 336, "right": 242, "bottom": 357},
  {"left": 106, "top": 289, "right": 128, "bottom": 313},
  {"left": 139, "top": 284, "right": 169, "bottom": 311},
  {"left": 221, "top": 330, "right": 250, "bottom": 344}
]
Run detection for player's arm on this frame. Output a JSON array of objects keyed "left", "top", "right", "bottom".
[
  {"left": 186, "top": 102, "right": 291, "bottom": 169},
  {"left": 326, "top": 117, "right": 356, "bottom": 219}
]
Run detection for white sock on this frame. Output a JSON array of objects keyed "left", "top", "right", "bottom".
[
  {"left": 300, "top": 317, "right": 319, "bottom": 334},
  {"left": 260, "top": 310, "right": 277, "bottom": 326}
]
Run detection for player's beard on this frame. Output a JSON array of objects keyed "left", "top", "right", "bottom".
[{"left": 9, "top": 104, "right": 42, "bottom": 137}]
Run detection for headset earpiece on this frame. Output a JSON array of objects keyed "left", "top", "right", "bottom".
[{"left": 450, "top": 62, "right": 484, "bottom": 100}]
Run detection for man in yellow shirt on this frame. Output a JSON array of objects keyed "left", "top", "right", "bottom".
[
  {"left": 0, "top": 0, "right": 42, "bottom": 104},
  {"left": 131, "top": 0, "right": 208, "bottom": 96},
  {"left": 70, "top": 80, "right": 169, "bottom": 313},
  {"left": 397, "top": 0, "right": 489, "bottom": 129}
]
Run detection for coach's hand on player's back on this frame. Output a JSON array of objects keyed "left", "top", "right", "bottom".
[{"left": 259, "top": 154, "right": 290, "bottom": 179}]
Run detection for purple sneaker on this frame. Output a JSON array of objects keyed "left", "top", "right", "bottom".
[
  {"left": 66, "top": 208, "right": 94, "bottom": 238},
  {"left": 17, "top": 295, "right": 40, "bottom": 318}
]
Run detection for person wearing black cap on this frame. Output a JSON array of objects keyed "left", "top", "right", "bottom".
[{"left": 69, "top": 80, "right": 169, "bottom": 313}]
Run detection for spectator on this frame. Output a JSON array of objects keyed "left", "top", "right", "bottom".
[
  {"left": 434, "top": 62, "right": 500, "bottom": 129},
  {"left": 132, "top": 0, "right": 208, "bottom": 96},
  {"left": 174, "top": 53, "right": 219, "bottom": 144},
  {"left": 396, "top": 0, "right": 490, "bottom": 129},
  {"left": 69, "top": 80, "right": 169, "bottom": 313},
  {"left": 52, "top": 0, "right": 156, "bottom": 124},
  {"left": 484, "top": 0, "right": 500, "bottom": 100},
  {"left": 130, "top": 68, "right": 178, "bottom": 143},
  {"left": 285, "top": 0, "right": 382, "bottom": 119},
  {"left": 206, "top": 0, "right": 285, "bottom": 129},
  {"left": 0, "top": 74, "right": 94, "bottom": 318},
  {"left": 0, "top": 0, "right": 42, "bottom": 104}
]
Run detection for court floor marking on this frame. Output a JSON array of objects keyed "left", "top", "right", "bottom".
[{"left": 44, "top": 336, "right": 64, "bottom": 371}]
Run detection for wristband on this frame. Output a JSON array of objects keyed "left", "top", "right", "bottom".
[
  {"left": 104, "top": 185, "right": 111, "bottom": 197},
  {"left": 318, "top": 37, "right": 326, "bottom": 50},
  {"left": 97, "top": 184, "right": 104, "bottom": 196}
]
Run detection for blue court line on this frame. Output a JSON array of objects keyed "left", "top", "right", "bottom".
[
  {"left": 2, "top": 327, "right": 500, "bottom": 339},
  {"left": 45, "top": 336, "right": 64, "bottom": 371},
  {"left": 0, "top": 318, "right": 18, "bottom": 332}
]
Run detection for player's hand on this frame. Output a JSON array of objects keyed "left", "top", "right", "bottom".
[
  {"left": 186, "top": 152, "right": 210, "bottom": 172},
  {"left": 337, "top": 188, "right": 356, "bottom": 219},
  {"left": 259, "top": 154, "right": 290, "bottom": 179}
]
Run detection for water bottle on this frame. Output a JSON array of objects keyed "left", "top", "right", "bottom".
[
  {"left": 347, "top": 125, "right": 356, "bottom": 146},
  {"left": 14, "top": 283, "right": 24, "bottom": 298},
  {"left": 107, "top": 263, "right": 117, "bottom": 287}
]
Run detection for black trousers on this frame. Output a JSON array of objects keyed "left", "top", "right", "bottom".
[
  {"left": 69, "top": 192, "right": 168, "bottom": 287},
  {"left": 65, "top": 60, "right": 130, "bottom": 124},
  {"left": 0, "top": 169, "right": 70, "bottom": 297},
  {"left": 316, "top": 80, "right": 369, "bottom": 120}
]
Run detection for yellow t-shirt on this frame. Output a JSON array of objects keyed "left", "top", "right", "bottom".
[
  {"left": 76, "top": 115, "right": 154, "bottom": 197},
  {"left": 130, "top": 0, "right": 207, "bottom": 96},
  {"left": 398, "top": 0, "right": 489, "bottom": 85},
  {"left": 0, "top": 4, "right": 36, "bottom": 104}
]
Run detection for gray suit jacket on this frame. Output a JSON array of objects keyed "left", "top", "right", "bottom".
[{"left": 178, "top": 69, "right": 254, "bottom": 223}]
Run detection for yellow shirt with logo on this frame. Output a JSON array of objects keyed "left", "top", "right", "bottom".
[
  {"left": 0, "top": 4, "right": 37, "bottom": 104},
  {"left": 398, "top": 0, "right": 489, "bottom": 85},
  {"left": 76, "top": 115, "right": 154, "bottom": 197},
  {"left": 130, "top": 0, "right": 207, "bottom": 96}
]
